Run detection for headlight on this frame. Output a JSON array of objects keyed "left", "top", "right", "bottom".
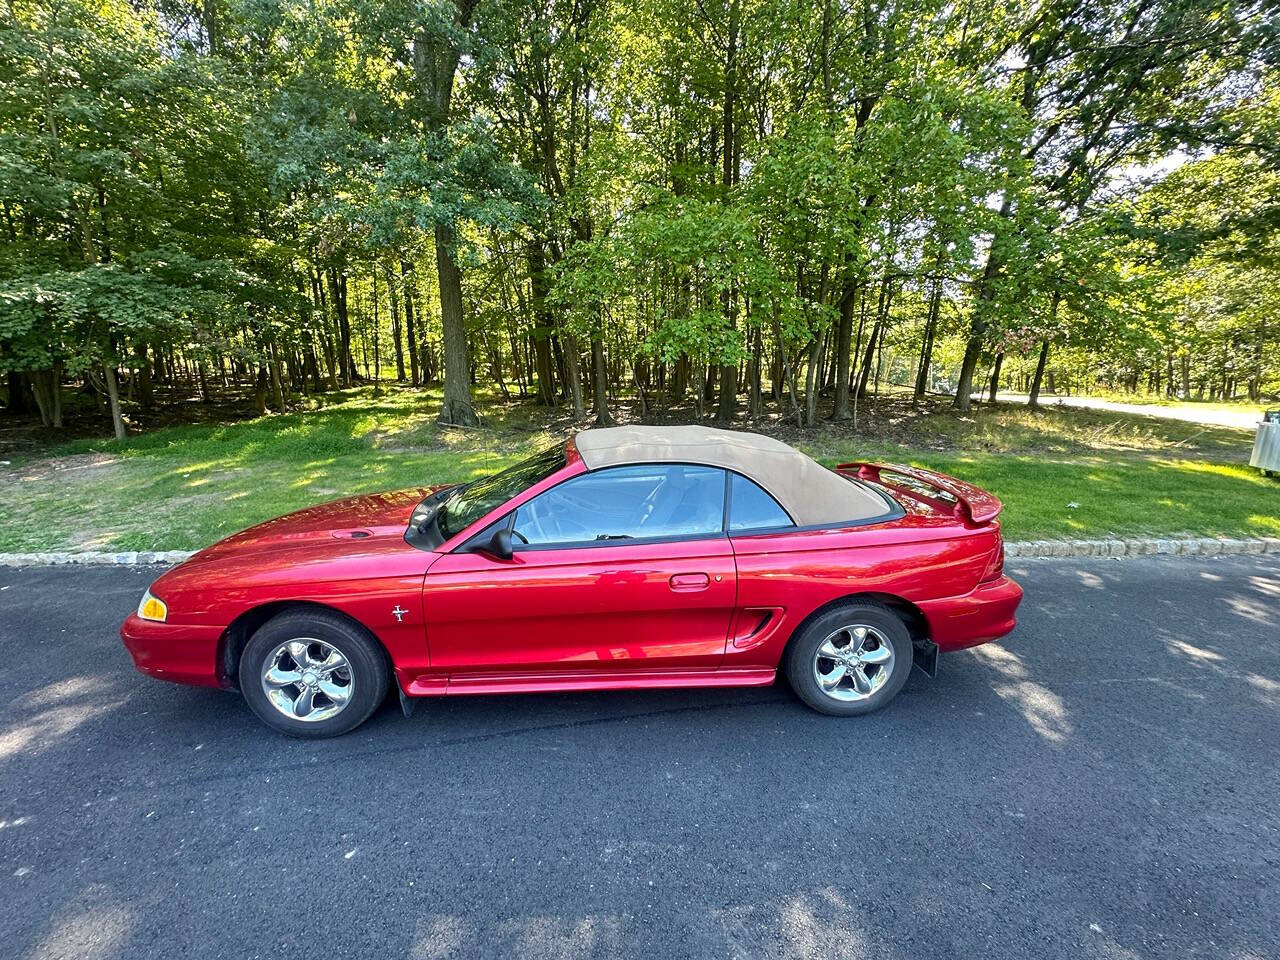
[{"left": 138, "top": 589, "right": 168, "bottom": 622}]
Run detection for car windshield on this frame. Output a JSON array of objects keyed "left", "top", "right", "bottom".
[{"left": 438, "top": 444, "right": 566, "bottom": 540}]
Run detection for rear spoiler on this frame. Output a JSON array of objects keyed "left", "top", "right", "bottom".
[{"left": 837, "top": 462, "right": 1003, "bottom": 525}]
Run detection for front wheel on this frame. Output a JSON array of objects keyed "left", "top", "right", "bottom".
[
  {"left": 785, "top": 602, "right": 914, "bottom": 716},
  {"left": 239, "top": 609, "right": 390, "bottom": 738}
]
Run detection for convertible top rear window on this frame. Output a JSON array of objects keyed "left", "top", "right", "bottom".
[{"left": 728, "top": 473, "right": 794, "bottom": 531}]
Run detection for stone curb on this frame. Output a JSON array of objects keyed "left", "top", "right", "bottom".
[
  {"left": 0, "top": 550, "right": 196, "bottom": 568},
  {"left": 1004, "top": 537, "right": 1280, "bottom": 560},
  {"left": 1, "top": 537, "right": 1278, "bottom": 568}
]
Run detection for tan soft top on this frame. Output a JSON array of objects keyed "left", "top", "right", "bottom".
[{"left": 573, "top": 425, "right": 892, "bottom": 526}]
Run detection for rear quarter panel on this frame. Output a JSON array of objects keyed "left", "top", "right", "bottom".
[{"left": 726, "top": 513, "right": 1000, "bottom": 668}]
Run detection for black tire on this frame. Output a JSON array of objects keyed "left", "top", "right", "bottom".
[
  {"left": 239, "top": 608, "right": 390, "bottom": 738},
  {"left": 784, "top": 602, "right": 914, "bottom": 716}
]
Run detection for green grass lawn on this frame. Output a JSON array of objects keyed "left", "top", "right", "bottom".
[{"left": 2, "top": 386, "right": 1277, "bottom": 551}]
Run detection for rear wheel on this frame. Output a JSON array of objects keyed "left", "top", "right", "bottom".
[
  {"left": 239, "top": 609, "right": 389, "bottom": 738},
  {"left": 785, "top": 602, "right": 913, "bottom": 716}
]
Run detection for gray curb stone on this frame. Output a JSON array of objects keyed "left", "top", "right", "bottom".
[
  {"left": 1, "top": 537, "right": 1278, "bottom": 567},
  {"left": 0, "top": 549, "right": 195, "bottom": 568},
  {"left": 1004, "top": 537, "right": 1280, "bottom": 560}
]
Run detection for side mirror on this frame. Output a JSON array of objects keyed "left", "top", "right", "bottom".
[{"left": 485, "top": 528, "right": 514, "bottom": 561}]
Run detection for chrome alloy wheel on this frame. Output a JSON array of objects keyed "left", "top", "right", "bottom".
[
  {"left": 260, "top": 638, "right": 354, "bottom": 723},
  {"left": 812, "top": 624, "right": 895, "bottom": 702}
]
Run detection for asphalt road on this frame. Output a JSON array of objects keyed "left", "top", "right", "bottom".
[{"left": 1, "top": 557, "right": 1277, "bottom": 960}]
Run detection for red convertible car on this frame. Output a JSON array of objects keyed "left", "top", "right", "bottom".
[{"left": 121, "top": 426, "right": 1021, "bottom": 737}]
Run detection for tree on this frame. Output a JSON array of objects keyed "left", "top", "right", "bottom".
[{"left": 951, "top": 0, "right": 1272, "bottom": 410}]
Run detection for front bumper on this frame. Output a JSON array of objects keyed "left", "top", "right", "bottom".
[
  {"left": 917, "top": 575, "right": 1023, "bottom": 653},
  {"left": 120, "top": 613, "right": 225, "bottom": 688}
]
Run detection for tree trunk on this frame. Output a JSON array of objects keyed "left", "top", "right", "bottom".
[
  {"left": 29, "top": 369, "right": 58, "bottom": 427},
  {"left": 1250, "top": 319, "right": 1265, "bottom": 402},
  {"left": 371, "top": 271, "right": 382, "bottom": 393},
  {"left": 831, "top": 283, "right": 857, "bottom": 420},
  {"left": 533, "top": 335, "right": 556, "bottom": 407},
  {"left": 253, "top": 365, "right": 268, "bottom": 414},
  {"left": 671, "top": 354, "right": 689, "bottom": 406},
  {"left": 134, "top": 341, "right": 154, "bottom": 412},
  {"left": 413, "top": 1, "right": 478, "bottom": 421},
  {"left": 482, "top": 328, "right": 507, "bottom": 400},
  {"left": 197, "top": 359, "right": 211, "bottom": 404},
  {"left": 849, "top": 291, "right": 868, "bottom": 394},
  {"left": 298, "top": 276, "right": 322, "bottom": 393},
  {"left": 562, "top": 333, "right": 585, "bottom": 418},
  {"left": 201, "top": 0, "right": 219, "bottom": 52},
  {"left": 104, "top": 361, "right": 125, "bottom": 441},
  {"left": 715, "top": 359, "right": 736, "bottom": 422},
  {"left": 913, "top": 278, "right": 943, "bottom": 401},
  {"left": 692, "top": 362, "right": 707, "bottom": 420},
  {"left": 434, "top": 225, "right": 479, "bottom": 425},
  {"left": 714, "top": 361, "right": 736, "bottom": 422},
  {"left": 1028, "top": 340, "right": 1051, "bottom": 407},
  {"left": 633, "top": 357, "right": 650, "bottom": 415},
  {"left": 322, "top": 334, "right": 339, "bottom": 391},
  {"left": 855, "top": 319, "right": 881, "bottom": 400},
  {"left": 269, "top": 342, "right": 286, "bottom": 410},
  {"left": 591, "top": 335, "right": 614, "bottom": 426},
  {"left": 803, "top": 335, "right": 824, "bottom": 427},
  {"left": 328, "top": 269, "right": 353, "bottom": 387},
  {"left": 527, "top": 242, "right": 558, "bottom": 406},
  {"left": 387, "top": 265, "right": 406, "bottom": 382},
  {"left": 314, "top": 270, "right": 339, "bottom": 390},
  {"left": 51, "top": 361, "right": 63, "bottom": 426},
  {"left": 817, "top": 329, "right": 832, "bottom": 394},
  {"left": 987, "top": 352, "right": 1004, "bottom": 403},
  {"left": 747, "top": 326, "right": 763, "bottom": 420},
  {"left": 855, "top": 277, "right": 891, "bottom": 400},
  {"left": 400, "top": 261, "right": 421, "bottom": 387}
]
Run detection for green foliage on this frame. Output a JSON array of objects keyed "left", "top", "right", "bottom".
[{"left": 0, "top": 0, "right": 1276, "bottom": 436}]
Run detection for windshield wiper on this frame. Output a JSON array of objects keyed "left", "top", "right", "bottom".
[{"left": 594, "top": 533, "right": 633, "bottom": 541}]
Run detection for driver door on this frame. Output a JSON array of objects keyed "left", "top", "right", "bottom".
[{"left": 423, "top": 464, "right": 737, "bottom": 676}]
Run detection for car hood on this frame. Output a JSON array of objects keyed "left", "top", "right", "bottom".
[{"left": 186, "top": 487, "right": 445, "bottom": 564}]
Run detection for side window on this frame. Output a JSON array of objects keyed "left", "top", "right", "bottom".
[
  {"left": 513, "top": 465, "right": 726, "bottom": 547},
  {"left": 728, "top": 473, "right": 793, "bottom": 532}
]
